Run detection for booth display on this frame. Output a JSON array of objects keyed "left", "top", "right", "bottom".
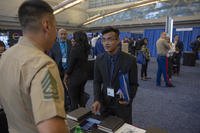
[{"left": 67, "top": 107, "right": 146, "bottom": 133}]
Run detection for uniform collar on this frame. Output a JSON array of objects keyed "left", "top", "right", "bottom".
[{"left": 18, "top": 36, "right": 44, "bottom": 52}]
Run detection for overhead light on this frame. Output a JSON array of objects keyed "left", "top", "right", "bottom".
[
  {"left": 83, "top": 8, "right": 129, "bottom": 25},
  {"left": 53, "top": 8, "right": 65, "bottom": 15},
  {"left": 130, "top": 1, "right": 158, "bottom": 9},
  {"left": 53, "top": 0, "right": 84, "bottom": 15},
  {"left": 83, "top": 16, "right": 103, "bottom": 25},
  {"left": 87, "top": 14, "right": 101, "bottom": 20},
  {"left": 83, "top": 0, "right": 169, "bottom": 26},
  {"left": 104, "top": 8, "right": 129, "bottom": 17}
]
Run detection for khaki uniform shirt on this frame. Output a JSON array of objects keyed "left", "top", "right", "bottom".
[
  {"left": 0, "top": 37, "right": 66, "bottom": 133},
  {"left": 156, "top": 38, "right": 170, "bottom": 56}
]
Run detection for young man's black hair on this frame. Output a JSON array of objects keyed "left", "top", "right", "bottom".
[{"left": 101, "top": 27, "right": 120, "bottom": 37}]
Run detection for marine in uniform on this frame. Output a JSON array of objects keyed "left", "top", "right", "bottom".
[
  {"left": 0, "top": 1, "right": 69, "bottom": 133},
  {"left": 0, "top": 37, "right": 67, "bottom": 132},
  {"left": 156, "top": 32, "right": 174, "bottom": 87}
]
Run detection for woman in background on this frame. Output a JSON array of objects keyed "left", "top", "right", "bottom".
[
  {"left": 64, "top": 31, "right": 90, "bottom": 111},
  {"left": 140, "top": 38, "right": 150, "bottom": 80},
  {"left": 166, "top": 36, "right": 174, "bottom": 81},
  {"left": 0, "top": 41, "right": 6, "bottom": 58}
]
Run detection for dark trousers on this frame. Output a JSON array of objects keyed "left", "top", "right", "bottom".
[
  {"left": 141, "top": 60, "right": 149, "bottom": 78},
  {"left": 168, "top": 56, "right": 173, "bottom": 78},
  {"left": 60, "top": 74, "right": 70, "bottom": 112},
  {"left": 175, "top": 55, "right": 181, "bottom": 74},
  {"left": 68, "top": 78, "right": 87, "bottom": 111},
  {"left": 156, "top": 56, "right": 171, "bottom": 86},
  {"left": 101, "top": 102, "right": 132, "bottom": 124}
]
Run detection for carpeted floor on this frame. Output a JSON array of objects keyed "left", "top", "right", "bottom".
[{"left": 85, "top": 58, "right": 200, "bottom": 133}]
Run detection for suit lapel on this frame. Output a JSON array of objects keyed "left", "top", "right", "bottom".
[
  {"left": 104, "top": 54, "right": 110, "bottom": 82},
  {"left": 56, "top": 42, "right": 62, "bottom": 59},
  {"left": 66, "top": 40, "right": 71, "bottom": 54},
  {"left": 112, "top": 52, "right": 123, "bottom": 82}
]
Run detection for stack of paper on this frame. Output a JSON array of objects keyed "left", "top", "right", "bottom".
[{"left": 115, "top": 123, "right": 146, "bottom": 133}]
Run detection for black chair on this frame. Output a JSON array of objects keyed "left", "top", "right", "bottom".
[{"left": 183, "top": 51, "right": 196, "bottom": 66}]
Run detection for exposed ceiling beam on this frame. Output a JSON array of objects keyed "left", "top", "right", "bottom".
[
  {"left": 53, "top": 0, "right": 85, "bottom": 15},
  {"left": 83, "top": 0, "right": 169, "bottom": 26}
]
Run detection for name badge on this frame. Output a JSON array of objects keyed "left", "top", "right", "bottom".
[
  {"left": 62, "top": 58, "right": 67, "bottom": 63},
  {"left": 107, "top": 87, "right": 114, "bottom": 97}
]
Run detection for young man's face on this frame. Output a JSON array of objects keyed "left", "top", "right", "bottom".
[{"left": 102, "top": 31, "right": 120, "bottom": 54}]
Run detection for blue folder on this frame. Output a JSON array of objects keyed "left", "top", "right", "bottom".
[{"left": 117, "top": 71, "right": 130, "bottom": 103}]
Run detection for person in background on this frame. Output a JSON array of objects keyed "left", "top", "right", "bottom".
[
  {"left": 91, "top": 33, "right": 100, "bottom": 48},
  {"left": 121, "top": 37, "right": 130, "bottom": 54},
  {"left": 49, "top": 28, "right": 71, "bottom": 111},
  {"left": 0, "top": 40, "right": 6, "bottom": 111},
  {"left": 0, "top": 0, "right": 69, "bottom": 133},
  {"left": 135, "top": 37, "right": 142, "bottom": 53},
  {"left": 71, "top": 38, "right": 76, "bottom": 47},
  {"left": 156, "top": 32, "right": 174, "bottom": 87},
  {"left": 94, "top": 35, "right": 105, "bottom": 57},
  {"left": 0, "top": 40, "right": 6, "bottom": 58},
  {"left": 166, "top": 36, "right": 174, "bottom": 82},
  {"left": 64, "top": 31, "right": 90, "bottom": 111},
  {"left": 92, "top": 27, "right": 138, "bottom": 124},
  {"left": 128, "top": 38, "right": 137, "bottom": 56},
  {"left": 90, "top": 33, "right": 100, "bottom": 57},
  {"left": 140, "top": 38, "right": 151, "bottom": 80},
  {"left": 190, "top": 35, "right": 200, "bottom": 60},
  {"left": 173, "top": 34, "right": 184, "bottom": 75},
  {"left": 49, "top": 28, "right": 71, "bottom": 79}
]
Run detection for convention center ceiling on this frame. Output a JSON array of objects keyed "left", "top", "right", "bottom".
[{"left": 0, "top": 0, "right": 199, "bottom": 28}]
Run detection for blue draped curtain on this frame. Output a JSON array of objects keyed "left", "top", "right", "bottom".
[
  {"left": 144, "top": 27, "right": 200, "bottom": 57},
  {"left": 192, "top": 27, "right": 200, "bottom": 41},
  {"left": 119, "top": 32, "right": 143, "bottom": 40},
  {"left": 144, "top": 29, "right": 165, "bottom": 57},
  {"left": 173, "top": 30, "right": 193, "bottom": 51},
  {"left": 119, "top": 32, "right": 132, "bottom": 40},
  {"left": 131, "top": 33, "right": 143, "bottom": 39}
]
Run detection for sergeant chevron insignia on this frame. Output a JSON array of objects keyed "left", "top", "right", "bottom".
[{"left": 41, "top": 70, "right": 59, "bottom": 100}]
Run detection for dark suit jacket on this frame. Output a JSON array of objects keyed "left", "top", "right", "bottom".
[
  {"left": 49, "top": 40, "right": 71, "bottom": 78},
  {"left": 176, "top": 41, "right": 184, "bottom": 56},
  {"left": 93, "top": 51, "right": 138, "bottom": 106},
  {"left": 66, "top": 44, "right": 89, "bottom": 83}
]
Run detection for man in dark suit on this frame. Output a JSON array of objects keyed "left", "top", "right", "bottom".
[
  {"left": 49, "top": 28, "right": 71, "bottom": 111},
  {"left": 92, "top": 27, "right": 138, "bottom": 124},
  {"left": 174, "top": 34, "right": 184, "bottom": 75},
  {"left": 190, "top": 35, "right": 200, "bottom": 60},
  {"left": 49, "top": 28, "right": 71, "bottom": 78}
]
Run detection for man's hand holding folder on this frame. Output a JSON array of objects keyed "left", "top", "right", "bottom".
[{"left": 116, "top": 71, "right": 130, "bottom": 104}]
